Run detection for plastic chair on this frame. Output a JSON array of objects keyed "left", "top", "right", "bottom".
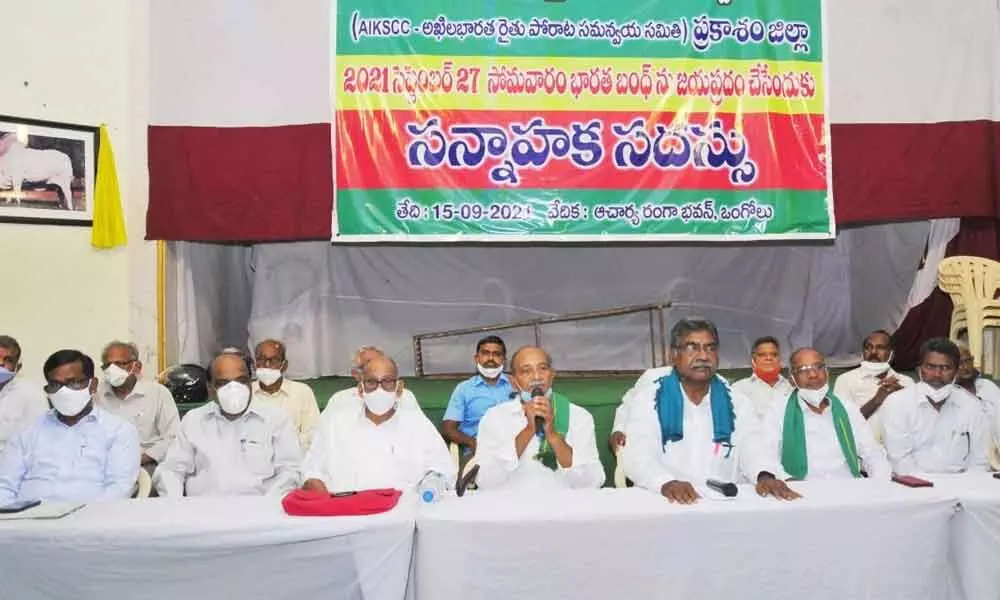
[
  {"left": 938, "top": 256, "right": 1000, "bottom": 376},
  {"left": 449, "top": 441, "right": 461, "bottom": 474},
  {"left": 613, "top": 445, "right": 627, "bottom": 488},
  {"left": 135, "top": 468, "right": 153, "bottom": 499}
]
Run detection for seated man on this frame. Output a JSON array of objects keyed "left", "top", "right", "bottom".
[
  {"left": 955, "top": 341, "right": 1000, "bottom": 464},
  {"left": 833, "top": 330, "right": 914, "bottom": 436},
  {"left": 621, "top": 317, "right": 799, "bottom": 504},
  {"left": 323, "top": 345, "right": 419, "bottom": 414},
  {"left": 476, "top": 346, "right": 604, "bottom": 490},
  {"left": 94, "top": 340, "right": 180, "bottom": 473},
  {"left": 732, "top": 336, "right": 795, "bottom": 420},
  {"left": 251, "top": 339, "right": 321, "bottom": 451},
  {"left": 0, "top": 335, "right": 47, "bottom": 453},
  {"left": 154, "top": 351, "right": 301, "bottom": 496},
  {"left": 764, "top": 347, "right": 890, "bottom": 480},
  {"left": 0, "top": 349, "right": 139, "bottom": 503},
  {"left": 442, "top": 335, "right": 513, "bottom": 455},
  {"left": 302, "top": 355, "right": 452, "bottom": 494},
  {"left": 882, "top": 337, "right": 988, "bottom": 474}
]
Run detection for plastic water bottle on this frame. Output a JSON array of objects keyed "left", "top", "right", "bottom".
[{"left": 418, "top": 471, "right": 447, "bottom": 504}]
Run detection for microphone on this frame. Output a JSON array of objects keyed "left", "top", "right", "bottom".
[
  {"left": 706, "top": 478, "right": 739, "bottom": 497},
  {"left": 531, "top": 386, "right": 545, "bottom": 435}
]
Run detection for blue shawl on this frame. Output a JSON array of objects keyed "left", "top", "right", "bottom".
[{"left": 654, "top": 369, "right": 735, "bottom": 445}]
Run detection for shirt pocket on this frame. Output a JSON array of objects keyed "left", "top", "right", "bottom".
[{"left": 239, "top": 436, "right": 274, "bottom": 477}]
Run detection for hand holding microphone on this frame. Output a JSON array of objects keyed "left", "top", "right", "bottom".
[{"left": 530, "top": 386, "right": 547, "bottom": 436}]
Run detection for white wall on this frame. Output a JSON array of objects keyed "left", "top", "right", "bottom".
[{"left": 0, "top": 0, "right": 156, "bottom": 380}]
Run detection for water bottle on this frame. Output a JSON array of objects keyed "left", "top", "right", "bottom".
[{"left": 418, "top": 471, "right": 447, "bottom": 504}]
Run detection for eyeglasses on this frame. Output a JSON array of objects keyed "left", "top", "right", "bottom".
[
  {"left": 362, "top": 376, "right": 398, "bottom": 392},
  {"left": 101, "top": 359, "right": 134, "bottom": 370},
  {"left": 677, "top": 342, "right": 719, "bottom": 355},
  {"left": 255, "top": 357, "right": 284, "bottom": 368},
  {"left": 921, "top": 363, "right": 954, "bottom": 373},
  {"left": 959, "top": 357, "right": 975, "bottom": 366},
  {"left": 792, "top": 363, "right": 826, "bottom": 375},
  {"left": 213, "top": 376, "right": 251, "bottom": 388},
  {"left": 43, "top": 378, "right": 91, "bottom": 394}
]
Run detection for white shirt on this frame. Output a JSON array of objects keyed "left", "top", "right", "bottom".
[
  {"left": 732, "top": 374, "right": 795, "bottom": 420},
  {"left": 154, "top": 401, "right": 301, "bottom": 497},
  {"left": 881, "top": 385, "right": 989, "bottom": 474},
  {"left": 95, "top": 380, "right": 180, "bottom": 463},
  {"left": 321, "top": 386, "right": 421, "bottom": 415},
  {"left": 475, "top": 399, "right": 605, "bottom": 491},
  {"left": 0, "top": 377, "right": 47, "bottom": 454},
  {"left": 833, "top": 367, "right": 915, "bottom": 436},
  {"left": 763, "top": 393, "right": 891, "bottom": 480},
  {"left": 621, "top": 378, "right": 776, "bottom": 492},
  {"left": 252, "top": 378, "right": 321, "bottom": 451},
  {"left": 969, "top": 378, "right": 1000, "bottom": 463},
  {"left": 302, "top": 402, "right": 453, "bottom": 494}
]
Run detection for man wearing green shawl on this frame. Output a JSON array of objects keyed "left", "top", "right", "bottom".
[
  {"left": 475, "top": 346, "right": 605, "bottom": 490},
  {"left": 766, "top": 348, "right": 890, "bottom": 481}
]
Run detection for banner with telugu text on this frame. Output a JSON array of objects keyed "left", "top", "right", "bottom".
[{"left": 333, "top": 0, "right": 832, "bottom": 242}]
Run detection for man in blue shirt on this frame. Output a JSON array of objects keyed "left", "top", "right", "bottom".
[
  {"left": 442, "top": 336, "right": 513, "bottom": 454},
  {"left": 0, "top": 349, "right": 140, "bottom": 504}
]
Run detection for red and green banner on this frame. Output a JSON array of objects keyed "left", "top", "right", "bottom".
[{"left": 333, "top": 0, "right": 831, "bottom": 241}]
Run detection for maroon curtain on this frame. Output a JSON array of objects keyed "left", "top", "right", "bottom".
[{"left": 891, "top": 218, "right": 1000, "bottom": 369}]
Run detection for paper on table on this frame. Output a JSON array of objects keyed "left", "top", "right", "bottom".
[{"left": 0, "top": 502, "right": 85, "bottom": 521}]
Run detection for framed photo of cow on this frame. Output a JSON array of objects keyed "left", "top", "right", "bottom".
[{"left": 0, "top": 115, "right": 99, "bottom": 226}]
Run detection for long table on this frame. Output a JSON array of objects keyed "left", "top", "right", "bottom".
[
  {"left": 0, "top": 495, "right": 417, "bottom": 600},
  {"left": 928, "top": 473, "right": 1000, "bottom": 600},
  {"left": 413, "top": 481, "right": 959, "bottom": 600}
]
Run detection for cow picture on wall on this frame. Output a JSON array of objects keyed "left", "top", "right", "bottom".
[{"left": 0, "top": 116, "right": 98, "bottom": 225}]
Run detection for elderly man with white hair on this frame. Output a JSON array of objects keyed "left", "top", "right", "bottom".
[{"left": 322, "top": 346, "right": 420, "bottom": 415}]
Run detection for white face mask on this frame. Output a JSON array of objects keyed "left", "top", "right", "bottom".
[
  {"left": 104, "top": 364, "right": 131, "bottom": 388},
  {"left": 797, "top": 384, "right": 829, "bottom": 408},
  {"left": 918, "top": 381, "right": 954, "bottom": 403},
  {"left": 256, "top": 368, "right": 283, "bottom": 386},
  {"left": 363, "top": 388, "right": 398, "bottom": 416},
  {"left": 216, "top": 381, "right": 251, "bottom": 415},
  {"left": 49, "top": 386, "right": 92, "bottom": 417},
  {"left": 477, "top": 363, "right": 503, "bottom": 379},
  {"left": 859, "top": 361, "right": 891, "bottom": 377}
]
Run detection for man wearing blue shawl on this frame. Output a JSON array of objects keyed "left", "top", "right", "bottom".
[{"left": 621, "top": 318, "right": 800, "bottom": 504}]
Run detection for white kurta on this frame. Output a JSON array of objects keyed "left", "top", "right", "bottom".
[
  {"left": 621, "top": 378, "right": 776, "bottom": 492},
  {"left": 833, "top": 367, "right": 915, "bottom": 437},
  {"left": 612, "top": 367, "right": 730, "bottom": 433},
  {"left": 475, "top": 399, "right": 605, "bottom": 490},
  {"left": 881, "top": 385, "right": 989, "bottom": 474},
  {"left": 763, "top": 394, "right": 892, "bottom": 480},
  {"left": 0, "top": 377, "right": 47, "bottom": 454},
  {"left": 302, "top": 403, "right": 453, "bottom": 494},
  {"left": 732, "top": 374, "right": 795, "bottom": 420}
]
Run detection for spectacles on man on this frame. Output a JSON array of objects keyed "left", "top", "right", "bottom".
[
  {"left": 43, "top": 378, "right": 91, "bottom": 394},
  {"left": 677, "top": 342, "right": 718, "bottom": 355},
  {"left": 921, "top": 363, "right": 954, "bottom": 373},
  {"left": 101, "top": 359, "right": 134, "bottom": 370},
  {"left": 213, "top": 376, "right": 251, "bottom": 388},
  {"left": 792, "top": 363, "right": 826, "bottom": 376},
  {"left": 363, "top": 376, "right": 398, "bottom": 393}
]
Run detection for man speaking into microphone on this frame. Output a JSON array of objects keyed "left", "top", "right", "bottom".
[{"left": 475, "top": 346, "right": 604, "bottom": 490}]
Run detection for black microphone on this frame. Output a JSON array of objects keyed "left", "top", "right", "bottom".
[
  {"left": 531, "top": 386, "right": 545, "bottom": 435},
  {"left": 706, "top": 478, "right": 739, "bottom": 497}
]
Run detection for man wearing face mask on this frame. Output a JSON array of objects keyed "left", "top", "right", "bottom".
[
  {"left": 955, "top": 341, "right": 1000, "bottom": 465},
  {"left": 475, "top": 346, "right": 604, "bottom": 490},
  {"left": 442, "top": 336, "right": 513, "bottom": 455},
  {"left": 94, "top": 340, "right": 180, "bottom": 474},
  {"left": 251, "top": 339, "right": 320, "bottom": 451},
  {"left": 732, "top": 336, "right": 795, "bottom": 420},
  {"left": 0, "top": 335, "right": 47, "bottom": 453},
  {"left": 323, "top": 346, "right": 421, "bottom": 415},
  {"left": 763, "top": 348, "right": 890, "bottom": 481},
  {"left": 833, "top": 330, "right": 914, "bottom": 438},
  {"left": 622, "top": 318, "right": 799, "bottom": 504},
  {"left": 153, "top": 352, "right": 301, "bottom": 497},
  {"left": 302, "top": 356, "right": 452, "bottom": 494},
  {"left": 0, "top": 349, "right": 139, "bottom": 503},
  {"left": 881, "top": 337, "right": 989, "bottom": 474}
]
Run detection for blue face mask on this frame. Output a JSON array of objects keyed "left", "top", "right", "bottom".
[{"left": 0, "top": 366, "right": 14, "bottom": 385}]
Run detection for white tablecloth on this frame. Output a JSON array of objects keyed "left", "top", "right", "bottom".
[
  {"left": 929, "top": 473, "right": 1000, "bottom": 600},
  {"left": 0, "top": 494, "right": 417, "bottom": 600},
  {"left": 414, "top": 482, "right": 959, "bottom": 600}
]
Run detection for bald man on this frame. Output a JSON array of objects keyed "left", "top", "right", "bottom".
[
  {"left": 302, "top": 356, "right": 452, "bottom": 494},
  {"left": 764, "top": 348, "right": 890, "bottom": 481},
  {"left": 322, "top": 346, "right": 421, "bottom": 415},
  {"left": 153, "top": 352, "right": 302, "bottom": 497},
  {"left": 475, "top": 346, "right": 604, "bottom": 490}
]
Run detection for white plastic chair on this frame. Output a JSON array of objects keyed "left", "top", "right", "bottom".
[
  {"left": 135, "top": 468, "right": 153, "bottom": 499},
  {"left": 613, "top": 445, "right": 627, "bottom": 488},
  {"left": 938, "top": 256, "right": 1000, "bottom": 376}
]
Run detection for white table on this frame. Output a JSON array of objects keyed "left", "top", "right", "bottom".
[
  {"left": 0, "top": 494, "right": 417, "bottom": 600},
  {"left": 413, "top": 481, "right": 959, "bottom": 600},
  {"left": 927, "top": 473, "right": 1000, "bottom": 600}
]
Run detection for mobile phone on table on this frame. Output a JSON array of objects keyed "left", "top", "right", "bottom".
[
  {"left": 892, "top": 474, "right": 934, "bottom": 488},
  {"left": 0, "top": 499, "right": 41, "bottom": 514}
]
